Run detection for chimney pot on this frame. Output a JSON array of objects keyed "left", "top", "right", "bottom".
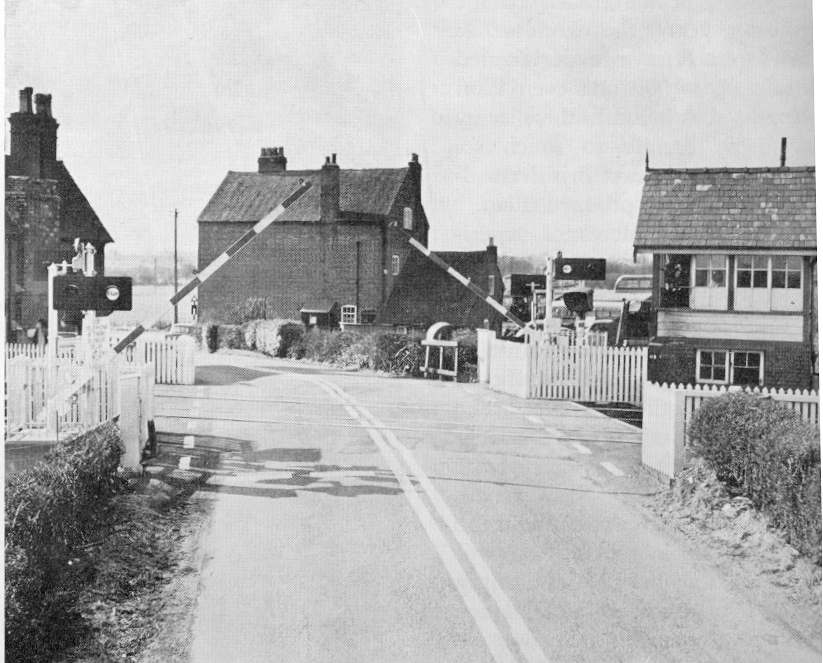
[
  {"left": 18, "top": 87, "right": 33, "bottom": 113},
  {"left": 332, "top": 153, "right": 337, "bottom": 165},
  {"left": 780, "top": 137, "right": 787, "bottom": 167},
  {"left": 34, "top": 93, "right": 52, "bottom": 118},
  {"left": 411, "top": 153, "right": 419, "bottom": 163},
  {"left": 489, "top": 237, "right": 494, "bottom": 247}
]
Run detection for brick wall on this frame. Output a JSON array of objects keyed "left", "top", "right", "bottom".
[
  {"left": 649, "top": 336, "right": 814, "bottom": 390},
  {"left": 198, "top": 221, "right": 392, "bottom": 322},
  {"left": 5, "top": 176, "right": 62, "bottom": 331}
]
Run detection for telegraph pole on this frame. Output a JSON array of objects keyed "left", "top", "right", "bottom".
[{"left": 173, "top": 208, "right": 179, "bottom": 324}]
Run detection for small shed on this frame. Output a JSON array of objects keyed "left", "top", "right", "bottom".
[{"left": 300, "top": 302, "right": 339, "bottom": 329}]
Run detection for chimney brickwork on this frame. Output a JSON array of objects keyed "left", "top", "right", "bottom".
[
  {"left": 8, "top": 88, "right": 59, "bottom": 179},
  {"left": 259, "top": 146, "right": 287, "bottom": 173},
  {"left": 321, "top": 153, "right": 340, "bottom": 223}
]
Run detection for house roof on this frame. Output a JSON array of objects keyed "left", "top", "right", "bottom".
[
  {"left": 377, "top": 250, "right": 503, "bottom": 328},
  {"left": 634, "top": 167, "right": 816, "bottom": 251},
  {"left": 4, "top": 155, "right": 113, "bottom": 244},
  {"left": 54, "top": 161, "right": 113, "bottom": 244},
  {"left": 198, "top": 168, "right": 409, "bottom": 223}
]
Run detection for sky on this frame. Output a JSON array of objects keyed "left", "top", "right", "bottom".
[{"left": 4, "top": 0, "right": 816, "bottom": 264}]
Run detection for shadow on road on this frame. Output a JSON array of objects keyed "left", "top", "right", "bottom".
[
  {"left": 152, "top": 438, "right": 410, "bottom": 500},
  {"left": 195, "top": 365, "right": 278, "bottom": 386}
]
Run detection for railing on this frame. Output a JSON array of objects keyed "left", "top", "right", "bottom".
[{"left": 642, "top": 381, "right": 820, "bottom": 479}]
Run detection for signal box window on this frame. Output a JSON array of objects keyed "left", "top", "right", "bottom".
[
  {"left": 697, "top": 350, "right": 727, "bottom": 383},
  {"left": 732, "top": 352, "right": 762, "bottom": 386}
]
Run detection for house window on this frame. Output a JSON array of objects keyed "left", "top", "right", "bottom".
[
  {"left": 690, "top": 255, "right": 728, "bottom": 310},
  {"left": 696, "top": 349, "right": 764, "bottom": 386},
  {"left": 403, "top": 206, "right": 413, "bottom": 230},
  {"left": 697, "top": 350, "right": 727, "bottom": 384},
  {"left": 734, "top": 255, "right": 803, "bottom": 312},
  {"left": 341, "top": 305, "right": 357, "bottom": 324},
  {"left": 391, "top": 254, "right": 400, "bottom": 276},
  {"left": 360, "top": 309, "right": 377, "bottom": 324},
  {"left": 488, "top": 274, "right": 495, "bottom": 295}
]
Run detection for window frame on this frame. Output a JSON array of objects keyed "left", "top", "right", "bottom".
[
  {"left": 341, "top": 305, "right": 357, "bottom": 325},
  {"left": 695, "top": 349, "right": 765, "bottom": 386},
  {"left": 690, "top": 254, "right": 728, "bottom": 310},
  {"left": 391, "top": 254, "right": 401, "bottom": 276},
  {"left": 733, "top": 254, "right": 803, "bottom": 312},
  {"left": 403, "top": 206, "right": 413, "bottom": 231},
  {"left": 696, "top": 349, "right": 729, "bottom": 384}
]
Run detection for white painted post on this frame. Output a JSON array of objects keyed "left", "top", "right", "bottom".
[
  {"left": 119, "top": 372, "right": 142, "bottom": 471},
  {"left": 642, "top": 382, "right": 687, "bottom": 479}
]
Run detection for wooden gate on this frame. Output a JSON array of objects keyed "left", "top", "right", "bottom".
[{"left": 529, "top": 343, "right": 647, "bottom": 405}]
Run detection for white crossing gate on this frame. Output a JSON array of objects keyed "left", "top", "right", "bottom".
[{"left": 530, "top": 343, "right": 647, "bottom": 405}]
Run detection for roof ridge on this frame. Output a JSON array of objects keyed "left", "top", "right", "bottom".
[{"left": 647, "top": 166, "right": 815, "bottom": 174}]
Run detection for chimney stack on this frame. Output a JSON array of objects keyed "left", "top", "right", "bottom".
[
  {"left": 408, "top": 152, "right": 422, "bottom": 203},
  {"left": 780, "top": 137, "right": 787, "bottom": 168},
  {"left": 321, "top": 153, "right": 340, "bottom": 223},
  {"left": 9, "top": 87, "right": 58, "bottom": 178},
  {"left": 258, "top": 146, "right": 287, "bottom": 173}
]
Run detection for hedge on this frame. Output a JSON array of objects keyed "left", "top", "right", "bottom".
[
  {"left": 688, "top": 393, "right": 821, "bottom": 561},
  {"left": 5, "top": 422, "right": 124, "bottom": 662},
  {"left": 199, "top": 318, "right": 478, "bottom": 380}
]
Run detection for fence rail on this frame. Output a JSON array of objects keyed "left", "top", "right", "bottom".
[{"left": 642, "top": 381, "right": 820, "bottom": 479}]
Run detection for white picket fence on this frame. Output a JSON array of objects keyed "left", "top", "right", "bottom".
[
  {"left": 6, "top": 342, "right": 75, "bottom": 360},
  {"left": 6, "top": 355, "right": 122, "bottom": 434},
  {"left": 642, "top": 381, "right": 820, "bottom": 479},
  {"left": 530, "top": 343, "right": 647, "bottom": 404},
  {"left": 478, "top": 330, "right": 648, "bottom": 405},
  {"left": 116, "top": 334, "right": 196, "bottom": 385}
]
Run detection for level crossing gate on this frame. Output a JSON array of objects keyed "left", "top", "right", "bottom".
[{"left": 479, "top": 331, "right": 648, "bottom": 405}]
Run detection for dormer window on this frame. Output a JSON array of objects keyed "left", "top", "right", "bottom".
[{"left": 403, "top": 206, "right": 413, "bottom": 230}]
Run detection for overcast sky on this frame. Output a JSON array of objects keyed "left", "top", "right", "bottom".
[{"left": 5, "top": 0, "right": 815, "bottom": 263}]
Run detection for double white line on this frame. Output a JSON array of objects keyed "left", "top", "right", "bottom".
[{"left": 311, "top": 376, "right": 549, "bottom": 663}]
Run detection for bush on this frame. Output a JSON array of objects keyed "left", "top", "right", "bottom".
[
  {"left": 253, "top": 319, "right": 304, "bottom": 357},
  {"left": 6, "top": 422, "right": 123, "bottom": 661},
  {"left": 226, "top": 297, "right": 272, "bottom": 324},
  {"left": 203, "top": 323, "right": 219, "bottom": 353},
  {"left": 688, "top": 393, "right": 821, "bottom": 560},
  {"left": 217, "top": 324, "right": 245, "bottom": 349}
]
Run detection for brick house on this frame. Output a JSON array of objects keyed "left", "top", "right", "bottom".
[
  {"left": 633, "top": 158, "right": 817, "bottom": 390},
  {"left": 198, "top": 147, "right": 502, "bottom": 330},
  {"left": 375, "top": 240, "right": 504, "bottom": 331},
  {"left": 5, "top": 88, "right": 113, "bottom": 338}
]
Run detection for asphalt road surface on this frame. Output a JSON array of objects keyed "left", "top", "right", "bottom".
[{"left": 153, "top": 351, "right": 820, "bottom": 663}]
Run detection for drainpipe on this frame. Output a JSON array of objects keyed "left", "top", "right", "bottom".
[{"left": 355, "top": 241, "right": 361, "bottom": 320}]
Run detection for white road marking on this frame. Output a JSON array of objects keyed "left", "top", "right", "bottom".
[
  {"left": 571, "top": 442, "right": 591, "bottom": 455},
  {"left": 344, "top": 403, "right": 516, "bottom": 661},
  {"left": 600, "top": 461, "right": 625, "bottom": 477},
  {"left": 314, "top": 377, "right": 550, "bottom": 663},
  {"left": 183, "top": 435, "right": 195, "bottom": 449}
]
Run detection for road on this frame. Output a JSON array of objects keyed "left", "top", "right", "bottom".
[{"left": 153, "top": 351, "right": 820, "bottom": 663}]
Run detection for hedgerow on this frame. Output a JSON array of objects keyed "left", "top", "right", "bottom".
[
  {"left": 688, "top": 393, "right": 821, "bottom": 561},
  {"left": 5, "top": 422, "right": 124, "bottom": 662}
]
